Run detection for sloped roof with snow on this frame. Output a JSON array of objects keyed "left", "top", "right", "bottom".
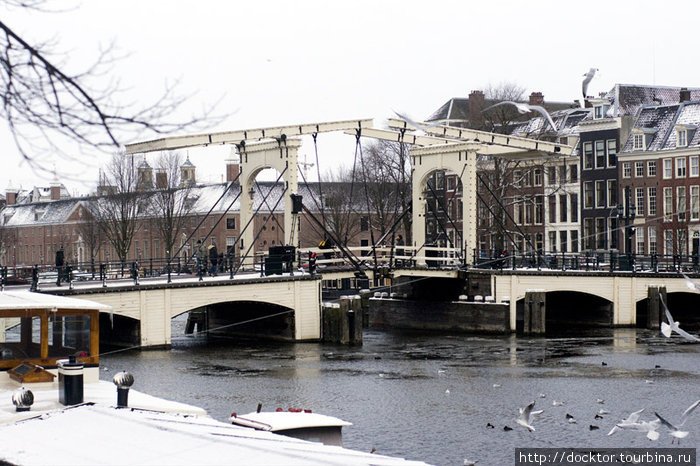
[{"left": 621, "top": 100, "right": 700, "bottom": 153}]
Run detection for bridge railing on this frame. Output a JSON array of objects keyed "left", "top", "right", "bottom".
[
  {"left": 305, "top": 245, "right": 463, "bottom": 268},
  {"left": 472, "top": 249, "right": 700, "bottom": 274}
]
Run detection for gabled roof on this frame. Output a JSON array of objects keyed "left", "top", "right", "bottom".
[
  {"left": 621, "top": 100, "right": 700, "bottom": 153},
  {"left": 597, "top": 84, "right": 700, "bottom": 118}
]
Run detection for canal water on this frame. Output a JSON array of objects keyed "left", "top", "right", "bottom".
[{"left": 101, "top": 322, "right": 700, "bottom": 466}]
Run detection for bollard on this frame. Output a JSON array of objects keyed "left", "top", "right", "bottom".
[{"left": 58, "top": 355, "right": 84, "bottom": 406}]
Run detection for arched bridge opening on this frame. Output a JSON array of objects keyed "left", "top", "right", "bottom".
[
  {"left": 178, "top": 301, "right": 296, "bottom": 342},
  {"left": 516, "top": 291, "right": 613, "bottom": 335},
  {"left": 99, "top": 313, "right": 140, "bottom": 350},
  {"left": 636, "top": 291, "right": 700, "bottom": 331}
]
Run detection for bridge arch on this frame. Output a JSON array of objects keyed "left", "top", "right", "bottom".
[
  {"left": 238, "top": 138, "right": 302, "bottom": 263},
  {"left": 636, "top": 290, "right": 700, "bottom": 329},
  {"left": 411, "top": 143, "right": 478, "bottom": 263}
]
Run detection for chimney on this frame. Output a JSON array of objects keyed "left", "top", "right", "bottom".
[
  {"left": 225, "top": 148, "right": 241, "bottom": 183},
  {"left": 468, "top": 90, "right": 485, "bottom": 129},
  {"left": 680, "top": 87, "right": 691, "bottom": 103},
  {"left": 155, "top": 169, "right": 167, "bottom": 189},
  {"left": 529, "top": 92, "right": 544, "bottom": 107},
  {"left": 5, "top": 187, "right": 17, "bottom": 205}
]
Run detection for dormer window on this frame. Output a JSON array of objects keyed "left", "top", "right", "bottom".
[
  {"left": 632, "top": 128, "right": 655, "bottom": 151},
  {"left": 678, "top": 129, "right": 688, "bottom": 147},
  {"left": 675, "top": 124, "right": 696, "bottom": 148}
]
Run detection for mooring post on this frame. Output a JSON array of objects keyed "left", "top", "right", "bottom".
[{"left": 523, "top": 290, "right": 546, "bottom": 335}]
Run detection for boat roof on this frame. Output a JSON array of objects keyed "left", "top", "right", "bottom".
[
  {"left": 0, "top": 404, "right": 428, "bottom": 466},
  {"left": 232, "top": 411, "right": 352, "bottom": 431},
  {"left": 0, "top": 290, "right": 112, "bottom": 312}
]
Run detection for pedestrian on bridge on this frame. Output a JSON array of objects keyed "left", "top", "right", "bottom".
[{"left": 208, "top": 243, "right": 218, "bottom": 276}]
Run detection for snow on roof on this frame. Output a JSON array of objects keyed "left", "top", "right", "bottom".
[
  {"left": 0, "top": 289, "right": 112, "bottom": 312},
  {"left": 621, "top": 101, "right": 700, "bottom": 153},
  {"left": 0, "top": 404, "right": 429, "bottom": 466}
]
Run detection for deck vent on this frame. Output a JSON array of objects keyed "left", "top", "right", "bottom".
[
  {"left": 12, "top": 387, "right": 34, "bottom": 412},
  {"left": 113, "top": 371, "right": 135, "bottom": 408}
]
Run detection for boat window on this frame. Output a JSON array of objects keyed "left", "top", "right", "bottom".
[
  {"left": 0, "top": 317, "right": 42, "bottom": 359},
  {"left": 48, "top": 315, "right": 91, "bottom": 358}
]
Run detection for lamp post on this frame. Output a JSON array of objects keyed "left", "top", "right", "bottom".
[{"left": 617, "top": 186, "right": 636, "bottom": 271}]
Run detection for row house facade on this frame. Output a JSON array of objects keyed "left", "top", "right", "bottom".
[
  {"left": 575, "top": 85, "right": 700, "bottom": 254},
  {"left": 0, "top": 158, "right": 386, "bottom": 268},
  {"left": 618, "top": 99, "right": 700, "bottom": 257}
]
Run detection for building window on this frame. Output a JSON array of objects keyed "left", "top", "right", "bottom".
[
  {"left": 594, "top": 106, "right": 603, "bottom": 119},
  {"left": 622, "top": 162, "right": 631, "bottom": 178},
  {"left": 648, "top": 187, "right": 657, "bottom": 216},
  {"left": 549, "top": 231, "right": 557, "bottom": 252},
  {"left": 636, "top": 188, "right": 645, "bottom": 216},
  {"left": 571, "top": 193, "right": 578, "bottom": 223},
  {"left": 595, "top": 140, "right": 605, "bottom": 168},
  {"left": 633, "top": 133, "right": 645, "bottom": 150},
  {"left": 678, "top": 129, "right": 688, "bottom": 147},
  {"left": 677, "top": 157, "right": 687, "bottom": 178},
  {"left": 525, "top": 201, "right": 533, "bottom": 225},
  {"left": 664, "top": 230, "right": 673, "bottom": 255},
  {"left": 607, "top": 179, "right": 617, "bottom": 207},
  {"left": 584, "top": 182, "right": 593, "bottom": 209},
  {"left": 360, "top": 216, "right": 369, "bottom": 231},
  {"left": 583, "top": 142, "right": 593, "bottom": 169},
  {"left": 691, "top": 186, "right": 700, "bottom": 221},
  {"left": 570, "top": 164, "right": 578, "bottom": 182},
  {"left": 635, "top": 162, "right": 644, "bottom": 178},
  {"left": 678, "top": 229, "right": 688, "bottom": 255},
  {"left": 535, "top": 196, "right": 543, "bottom": 224},
  {"left": 691, "top": 156, "right": 699, "bottom": 177},
  {"left": 595, "top": 181, "right": 605, "bottom": 208},
  {"left": 663, "top": 159, "right": 673, "bottom": 179},
  {"left": 558, "top": 165, "right": 567, "bottom": 184},
  {"left": 513, "top": 170, "right": 522, "bottom": 187},
  {"left": 523, "top": 170, "right": 532, "bottom": 187},
  {"left": 226, "top": 217, "right": 236, "bottom": 230},
  {"left": 548, "top": 195, "right": 557, "bottom": 223},
  {"left": 677, "top": 186, "right": 687, "bottom": 222},
  {"left": 648, "top": 160, "right": 657, "bottom": 177},
  {"left": 514, "top": 198, "right": 523, "bottom": 225},
  {"left": 596, "top": 218, "right": 606, "bottom": 249},
  {"left": 559, "top": 194, "right": 568, "bottom": 223},
  {"left": 649, "top": 227, "right": 657, "bottom": 255},
  {"left": 456, "top": 199, "right": 463, "bottom": 220},
  {"left": 636, "top": 228, "right": 645, "bottom": 255},
  {"left": 547, "top": 166, "right": 556, "bottom": 185},
  {"left": 534, "top": 169, "right": 542, "bottom": 186},
  {"left": 447, "top": 177, "right": 455, "bottom": 191},
  {"left": 664, "top": 187, "right": 673, "bottom": 222},
  {"left": 571, "top": 230, "right": 579, "bottom": 253},
  {"left": 607, "top": 140, "right": 617, "bottom": 167},
  {"left": 584, "top": 218, "right": 593, "bottom": 250},
  {"left": 560, "top": 230, "right": 568, "bottom": 253}
]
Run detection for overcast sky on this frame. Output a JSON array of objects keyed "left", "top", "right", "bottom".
[{"left": 2, "top": 0, "right": 698, "bottom": 195}]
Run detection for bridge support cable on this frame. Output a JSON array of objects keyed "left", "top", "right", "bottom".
[
  {"left": 300, "top": 203, "right": 366, "bottom": 273},
  {"left": 373, "top": 204, "right": 412, "bottom": 268},
  {"left": 475, "top": 171, "right": 543, "bottom": 263},
  {"left": 355, "top": 129, "right": 381, "bottom": 283},
  {"left": 422, "top": 178, "right": 464, "bottom": 262},
  {"left": 230, "top": 167, "right": 289, "bottom": 276},
  {"left": 296, "top": 166, "right": 338, "bottom": 241},
  {"left": 474, "top": 191, "right": 522, "bottom": 260},
  {"left": 311, "top": 133, "right": 327, "bottom": 222},
  {"left": 167, "top": 168, "right": 244, "bottom": 269}
]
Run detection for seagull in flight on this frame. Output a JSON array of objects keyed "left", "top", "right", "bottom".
[
  {"left": 516, "top": 401, "right": 543, "bottom": 432},
  {"left": 608, "top": 408, "right": 645, "bottom": 436},
  {"left": 392, "top": 111, "right": 442, "bottom": 132},
  {"left": 482, "top": 101, "right": 558, "bottom": 132},
  {"left": 582, "top": 67, "right": 598, "bottom": 99},
  {"left": 659, "top": 296, "right": 700, "bottom": 342},
  {"left": 614, "top": 419, "right": 661, "bottom": 441},
  {"left": 655, "top": 400, "right": 700, "bottom": 443},
  {"left": 681, "top": 272, "right": 700, "bottom": 293}
]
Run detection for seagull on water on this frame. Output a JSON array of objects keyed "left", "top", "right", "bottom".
[
  {"left": 654, "top": 400, "right": 700, "bottom": 443},
  {"left": 516, "top": 401, "right": 543, "bottom": 432},
  {"left": 659, "top": 296, "right": 700, "bottom": 342},
  {"left": 582, "top": 68, "right": 598, "bottom": 99},
  {"left": 483, "top": 101, "right": 558, "bottom": 132}
]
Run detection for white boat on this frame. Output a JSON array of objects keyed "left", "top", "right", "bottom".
[
  {"left": 0, "top": 290, "right": 428, "bottom": 466},
  {"left": 231, "top": 407, "right": 352, "bottom": 446}
]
